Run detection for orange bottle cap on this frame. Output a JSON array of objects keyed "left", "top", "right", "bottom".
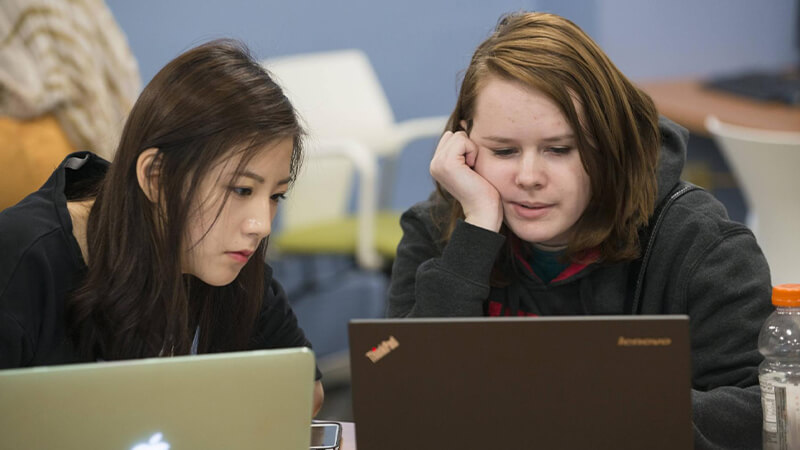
[{"left": 773, "top": 284, "right": 800, "bottom": 307}]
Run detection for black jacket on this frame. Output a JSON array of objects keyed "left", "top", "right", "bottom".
[
  {"left": 0, "top": 152, "right": 317, "bottom": 376},
  {"left": 387, "top": 117, "right": 773, "bottom": 449}
]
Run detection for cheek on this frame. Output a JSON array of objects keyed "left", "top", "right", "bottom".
[
  {"left": 269, "top": 205, "right": 279, "bottom": 224},
  {"left": 473, "top": 151, "right": 487, "bottom": 174},
  {"left": 183, "top": 217, "right": 202, "bottom": 250},
  {"left": 473, "top": 155, "right": 503, "bottom": 183},
  {"left": 185, "top": 203, "right": 230, "bottom": 253},
  {"left": 573, "top": 168, "right": 592, "bottom": 210},
  {"left": 186, "top": 188, "right": 226, "bottom": 236}
]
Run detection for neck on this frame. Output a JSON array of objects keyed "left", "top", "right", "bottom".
[
  {"left": 67, "top": 199, "right": 95, "bottom": 264},
  {"left": 532, "top": 242, "right": 567, "bottom": 252}
]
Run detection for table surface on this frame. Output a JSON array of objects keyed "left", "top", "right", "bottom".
[
  {"left": 339, "top": 422, "right": 355, "bottom": 450},
  {"left": 638, "top": 78, "right": 800, "bottom": 136}
]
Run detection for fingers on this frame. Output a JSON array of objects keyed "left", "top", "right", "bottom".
[
  {"left": 430, "top": 130, "right": 477, "bottom": 177},
  {"left": 463, "top": 136, "right": 478, "bottom": 168},
  {"left": 429, "top": 130, "right": 503, "bottom": 231}
]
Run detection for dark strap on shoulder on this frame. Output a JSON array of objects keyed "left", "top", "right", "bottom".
[{"left": 627, "top": 181, "right": 701, "bottom": 314}]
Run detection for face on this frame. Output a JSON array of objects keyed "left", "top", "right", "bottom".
[
  {"left": 470, "top": 76, "right": 591, "bottom": 248},
  {"left": 182, "top": 138, "right": 293, "bottom": 286}
]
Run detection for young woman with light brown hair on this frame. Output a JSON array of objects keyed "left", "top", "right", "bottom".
[{"left": 388, "top": 12, "right": 771, "bottom": 448}]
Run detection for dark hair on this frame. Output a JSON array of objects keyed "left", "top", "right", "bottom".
[
  {"left": 436, "top": 12, "right": 660, "bottom": 274},
  {"left": 68, "top": 39, "right": 304, "bottom": 360}
]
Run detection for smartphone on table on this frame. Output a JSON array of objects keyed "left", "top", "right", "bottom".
[{"left": 310, "top": 421, "right": 342, "bottom": 449}]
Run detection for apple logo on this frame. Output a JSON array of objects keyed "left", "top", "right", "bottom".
[{"left": 131, "top": 432, "right": 170, "bottom": 450}]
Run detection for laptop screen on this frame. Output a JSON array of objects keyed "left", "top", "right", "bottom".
[
  {"left": 0, "top": 348, "right": 316, "bottom": 450},
  {"left": 349, "top": 316, "right": 692, "bottom": 450}
]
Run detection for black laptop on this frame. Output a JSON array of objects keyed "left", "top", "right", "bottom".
[{"left": 348, "top": 316, "right": 693, "bottom": 450}]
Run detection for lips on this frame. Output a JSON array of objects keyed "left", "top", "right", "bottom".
[
  {"left": 514, "top": 201, "right": 551, "bottom": 209},
  {"left": 510, "top": 201, "right": 553, "bottom": 219},
  {"left": 226, "top": 249, "right": 254, "bottom": 263}
]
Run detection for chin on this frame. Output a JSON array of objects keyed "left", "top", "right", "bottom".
[
  {"left": 196, "top": 272, "right": 239, "bottom": 287},
  {"left": 507, "top": 223, "right": 560, "bottom": 246}
]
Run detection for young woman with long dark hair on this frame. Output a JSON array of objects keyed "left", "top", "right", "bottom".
[{"left": 0, "top": 39, "right": 324, "bottom": 414}]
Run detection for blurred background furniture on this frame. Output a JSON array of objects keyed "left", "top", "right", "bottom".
[
  {"left": 640, "top": 78, "right": 800, "bottom": 137},
  {"left": 261, "top": 49, "right": 447, "bottom": 420},
  {"left": 705, "top": 116, "right": 800, "bottom": 286},
  {"left": 274, "top": 137, "right": 387, "bottom": 271},
  {"left": 263, "top": 49, "right": 447, "bottom": 271},
  {"left": 640, "top": 78, "right": 800, "bottom": 226}
]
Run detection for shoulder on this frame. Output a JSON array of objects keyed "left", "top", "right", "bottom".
[
  {"left": 400, "top": 195, "right": 450, "bottom": 241},
  {"left": 0, "top": 159, "right": 83, "bottom": 306},
  {"left": 0, "top": 188, "right": 72, "bottom": 293},
  {"left": 662, "top": 186, "right": 752, "bottom": 242},
  {"left": 402, "top": 196, "right": 444, "bottom": 223},
  {"left": 649, "top": 185, "right": 766, "bottom": 279},
  {"left": 0, "top": 191, "right": 80, "bottom": 366},
  {"left": 0, "top": 150, "right": 103, "bottom": 273}
]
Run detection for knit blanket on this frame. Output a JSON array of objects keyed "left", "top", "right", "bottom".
[{"left": 0, "top": 0, "right": 141, "bottom": 158}]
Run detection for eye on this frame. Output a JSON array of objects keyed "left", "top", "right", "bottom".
[
  {"left": 231, "top": 186, "right": 253, "bottom": 196},
  {"left": 491, "top": 148, "right": 517, "bottom": 157},
  {"left": 270, "top": 193, "right": 287, "bottom": 203},
  {"left": 547, "top": 146, "right": 573, "bottom": 155}
]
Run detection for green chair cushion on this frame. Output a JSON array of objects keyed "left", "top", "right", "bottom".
[{"left": 273, "top": 211, "right": 403, "bottom": 259}]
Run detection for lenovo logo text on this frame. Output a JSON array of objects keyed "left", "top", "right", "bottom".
[{"left": 617, "top": 336, "right": 672, "bottom": 346}]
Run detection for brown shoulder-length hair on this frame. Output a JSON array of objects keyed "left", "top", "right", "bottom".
[
  {"left": 68, "top": 39, "right": 304, "bottom": 360},
  {"left": 435, "top": 11, "right": 660, "bottom": 269}
]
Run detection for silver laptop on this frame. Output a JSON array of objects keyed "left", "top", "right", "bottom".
[
  {"left": 0, "top": 348, "right": 316, "bottom": 450},
  {"left": 349, "top": 316, "right": 693, "bottom": 450}
]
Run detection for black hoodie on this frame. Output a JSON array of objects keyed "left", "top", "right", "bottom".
[
  {"left": 388, "top": 117, "right": 773, "bottom": 449},
  {"left": 0, "top": 152, "right": 319, "bottom": 377}
]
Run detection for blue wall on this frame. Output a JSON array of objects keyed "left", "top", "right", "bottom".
[
  {"left": 106, "top": 0, "right": 798, "bottom": 210},
  {"left": 598, "top": 0, "right": 797, "bottom": 79}
]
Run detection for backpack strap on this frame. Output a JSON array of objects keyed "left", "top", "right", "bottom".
[{"left": 627, "top": 181, "right": 701, "bottom": 314}]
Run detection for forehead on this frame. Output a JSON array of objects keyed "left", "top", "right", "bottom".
[
  {"left": 213, "top": 137, "right": 294, "bottom": 179},
  {"left": 245, "top": 138, "right": 293, "bottom": 171},
  {"left": 472, "top": 76, "right": 575, "bottom": 134}
]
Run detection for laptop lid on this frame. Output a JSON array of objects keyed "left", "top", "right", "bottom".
[
  {"left": 0, "top": 347, "right": 316, "bottom": 450},
  {"left": 349, "top": 316, "right": 692, "bottom": 450}
]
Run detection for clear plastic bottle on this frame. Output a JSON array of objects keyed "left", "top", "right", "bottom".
[{"left": 759, "top": 284, "right": 800, "bottom": 450}]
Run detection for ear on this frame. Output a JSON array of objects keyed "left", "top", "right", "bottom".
[
  {"left": 459, "top": 120, "right": 469, "bottom": 133},
  {"left": 136, "top": 148, "right": 162, "bottom": 203}
]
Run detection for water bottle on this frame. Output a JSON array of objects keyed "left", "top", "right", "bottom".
[{"left": 759, "top": 284, "right": 800, "bottom": 450}]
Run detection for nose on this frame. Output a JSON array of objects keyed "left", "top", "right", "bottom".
[
  {"left": 515, "top": 151, "right": 545, "bottom": 189},
  {"left": 243, "top": 200, "right": 272, "bottom": 240}
]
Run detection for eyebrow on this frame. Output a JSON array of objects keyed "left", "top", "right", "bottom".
[
  {"left": 540, "top": 134, "right": 576, "bottom": 143},
  {"left": 480, "top": 135, "right": 516, "bottom": 144},
  {"left": 235, "top": 171, "right": 265, "bottom": 183},
  {"left": 234, "top": 171, "right": 293, "bottom": 186},
  {"left": 479, "top": 133, "right": 576, "bottom": 144}
]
